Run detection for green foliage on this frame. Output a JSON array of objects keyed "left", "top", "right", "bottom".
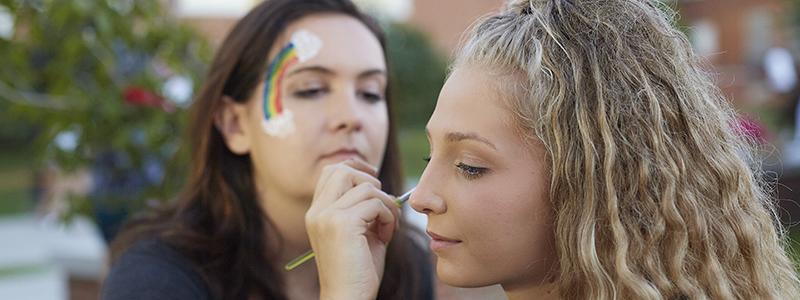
[
  {"left": 0, "top": 0, "right": 211, "bottom": 215},
  {"left": 398, "top": 129, "right": 430, "bottom": 178},
  {"left": 793, "top": 0, "right": 800, "bottom": 30},
  {"left": 0, "top": 2, "right": 448, "bottom": 220},
  {"left": 386, "top": 23, "right": 448, "bottom": 131}
]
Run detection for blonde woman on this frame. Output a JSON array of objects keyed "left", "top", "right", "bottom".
[{"left": 305, "top": 0, "right": 800, "bottom": 299}]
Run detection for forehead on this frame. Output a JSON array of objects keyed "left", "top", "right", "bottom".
[
  {"left": 271, "top": 13, "right": 386, "bottom": 73},
  {"left": 428, "top": 66, "right": 513, "bottom": 136}
]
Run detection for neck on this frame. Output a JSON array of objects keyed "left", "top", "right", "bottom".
[
  {"left": 257, "top": 181, "right": 321, "bottom": 299},
  {"left": 256, "top": 181, "right": 311, "bottom": 256},
  {"left": 503, "top": 281, "right": 559, "bottom": 300},
  {"left": 283, "top": 256, "right": 321, "bottom": 299}
]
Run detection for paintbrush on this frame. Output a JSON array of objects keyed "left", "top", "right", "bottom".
[{"left": 284, "top": 187, "right": 416, "bottom": 271}]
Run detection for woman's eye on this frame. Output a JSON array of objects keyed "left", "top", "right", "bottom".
[
  {"left": 358, "top": 91, "right": 384, "bottom": 103},
  {"left": 455, "top": 162, "right": 488, "bottom": 180},
  {"left": 293, "top": 88, "right": 328, "bottom": 99},
  {"left": 423, "top": 156, "right": 431, "bottom": 163}
]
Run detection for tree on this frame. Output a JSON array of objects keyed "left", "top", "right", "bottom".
[
  {"left": 386, "top": 23, "right": 448, "bottom": 131},
  {"left": 0, "top": 0, "right": 211, "bottom": 239}
]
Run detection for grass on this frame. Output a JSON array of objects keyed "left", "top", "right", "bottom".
[
  {"left": 0, "top": 263, "right": 49, "bottom": 279},
  {"left": 0, "top": 189, "right": 32, "bottom": 216}
]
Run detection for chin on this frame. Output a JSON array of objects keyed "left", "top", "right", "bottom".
[{"left": 435, "top": 260, "right": 498, "bottom": 288}]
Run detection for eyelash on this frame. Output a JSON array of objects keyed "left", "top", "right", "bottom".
[
  {"left": 293, "top": 88, "right": 328, "bottom": 99},
  {"left": 292, "top": 88, "right": 384, "bottom": 103},
  {"left": 456, "top": 162, "right": 488, "bottom": 180},
  {"left": 358, "top": 91, "right": 384, "bottom": 103},
  {"left": 423, "top": 156, "right": 489, "bottom": 180}
]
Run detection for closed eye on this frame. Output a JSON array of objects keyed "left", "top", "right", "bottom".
[
  {"left": 358, "top": 91, "right": 384, "bottom": 103},
  {"left": 293, "top": 88, "right": 329, "bottom": 99},
  {"left": 455, "top": 162, "right": 488, "bottom": 180}
]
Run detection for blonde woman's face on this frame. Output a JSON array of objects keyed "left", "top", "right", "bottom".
[{"left": 410, "top": 65, "right": 557, "bottom": 289}]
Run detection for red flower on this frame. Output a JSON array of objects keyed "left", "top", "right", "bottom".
[
  {"left": 123, "top": 86, "right": 175, "bottom": 112},
  {"left": 732, "top": 116, "right": 769, "bottom": 144}
]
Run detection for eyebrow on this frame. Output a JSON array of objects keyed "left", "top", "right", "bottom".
[
  {"left": 357, "top": 69, "right": 387, "bottom": 79},
  {"left": 286, "top": 66, "right": 386, "bottom": 79},
  {"left": 287, "top": 66, "right": 335, "bottom": 77},
  {"left": 426, "top": 129, "right": 497, "bottom": 150}
]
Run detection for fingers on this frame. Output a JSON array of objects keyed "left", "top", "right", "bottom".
[
  {"left": 316, "top": 159, "right": 378, "bottom": 192},
  {"left": 343, "top": 158, "right": 378, "bottom": 177},
  {"left": 310, "top": 183, "right": 400, "bottom": 231},
  {"left": 308, "top": 158, "right": 400, "bottom": 245},
  {"left": 350, "top": 198, "right": 397, "bottom": 245},
  {"left": 313, "top": 159, "right": 381, "bottom": 209},
  {"left": 306, "top": 197, "right": 399, "bottom": 250},
  {"left": 305, "top": 159, "right": 396, "bottom": 298},
  {"left": 334, "top": 182, "right": 394, "bottom": 209},
  {"left": 336, "top": 184, "right": 402, "bottom": 238}
]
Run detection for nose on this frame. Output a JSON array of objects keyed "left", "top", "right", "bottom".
[
  {"left": 326, "top": 87, "right": 363, "bottom": 133},
  {"left": 410, "top": 163, "right": 447, "bottom": 215}
]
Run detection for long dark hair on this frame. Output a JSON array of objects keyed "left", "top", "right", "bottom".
[{"left": 110, "top": 0, "right": 425, "bottom": 299}]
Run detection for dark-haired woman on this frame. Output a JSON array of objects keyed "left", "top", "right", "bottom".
[{"left": 101, "top": 1, "right": 433, "bottom": 299}]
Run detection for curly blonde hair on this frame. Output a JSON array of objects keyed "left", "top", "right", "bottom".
[{"left": 455, "top": 0, "right": 800, "bottom": 298}]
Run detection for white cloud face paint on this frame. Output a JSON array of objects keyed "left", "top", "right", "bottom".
[{"left": 261, "top": 29, "right": 322, "bottom": 138}]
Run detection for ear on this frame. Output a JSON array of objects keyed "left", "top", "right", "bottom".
[{"left": 214, "top": 95, "right": 252, "bottom": 155}]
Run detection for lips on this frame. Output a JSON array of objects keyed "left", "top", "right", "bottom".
[
  {"left": 319, "top": 148, "right": 365, "bottom": 162},
  {"left": 427, "top": 230, "right": 462, "bottom": 251}
]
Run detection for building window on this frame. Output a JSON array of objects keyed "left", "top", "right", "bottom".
[
  {"left": 746, "top": 9, "right": 773, "bottom": 62},
  {"left": 0, "top": 5, "right": 12, "bottom": 40},
  {"left": 174, "top": 0, "right": 256, "bottom": 18},
  {"left": 690, "top": 20, "right": 719, "bottom": 58},
  {"left": 352, "top": 0, "right": 414, "bottom": 22}
]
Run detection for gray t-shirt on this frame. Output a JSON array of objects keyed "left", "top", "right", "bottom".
[
  {"left": 101, "top": 239, "right": 210, "bottom": 300},
  {"left": 101, "top": 238, "right": 434, "bottom": 299}
]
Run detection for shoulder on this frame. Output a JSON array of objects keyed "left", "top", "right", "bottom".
[{"left": 101, "top": 238, "right": 211, "bottom": 300}]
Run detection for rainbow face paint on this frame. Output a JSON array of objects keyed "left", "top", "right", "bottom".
[{"left": 261, "top": 30, "right": 322, "bottom": 137}]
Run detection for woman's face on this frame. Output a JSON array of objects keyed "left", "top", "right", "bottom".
[
  {"left": 220, "top": 14, "right": 389, "bottom": 201},
  {"left": 410, "top": 65, "right": 557, "bottom": 290}
]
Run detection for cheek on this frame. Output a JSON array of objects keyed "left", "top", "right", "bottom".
[
  {"left": 462, "top": 187, "right": 530, "bottom": 249},
  {"left": 246, "top": 103, "right": 317, "bottom": 174},
  {"left": 277, "top": 102, "right": 329, "bottom": 155},
  {"left": 495, "top": 177, "right": 555, "bottom": 274},
  {"left": 461, "top": 174, "right": 554, "bottom": 269},
  {"left": 248, "top": 130, "right": 323, "bottom": 199},
  {"left": 249, "top": 132, "right": 304, "bottom": 174},
  {"left": 284, "top": 100, "right": 322, "bottom": 128},
  {"left": 291, "top": 110, "right": 322, "bottom": 139},
  {"left": 367, "top": 103, "right": 389, "bottom": 130},
  {"left": 365, "top": 104, "right": 389, "bottom": 155},
  {"left": 370, "top": 112, "right": 389, "bottom": 142},
  {"left": 452, "top": 181, "right": 510, "bottom": 247}
]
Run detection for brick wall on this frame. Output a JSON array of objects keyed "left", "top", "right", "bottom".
[
  {"left": 677, "top": 0, "right": 790, "bottom": 107},
  {"left": 408, "top": 0, "right": 505, "bottom": 57}
]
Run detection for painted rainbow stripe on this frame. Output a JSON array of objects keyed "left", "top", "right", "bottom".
[{"left": 263, "top": 43, "right": 299, "bottom": 121}]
